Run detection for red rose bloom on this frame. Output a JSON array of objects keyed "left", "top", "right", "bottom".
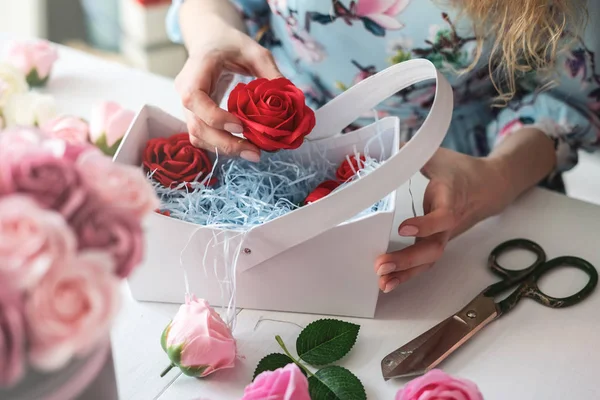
[
  {"left": 227, "top": 78, "right": 316, "bottom": 152},
  {"left": 304, "top": 180, "right": 340, "bottom": 205},
  {"left": 154, "top": 209, "right": 171, "bottom": 217},
  {"left": 143, "top": 133, "right": 216, "bottom": 188},
  {"left": 336, "top": 154, "right": 366, "bottom": 182}
]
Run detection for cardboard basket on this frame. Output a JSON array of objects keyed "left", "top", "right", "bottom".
[{"left": 114, "top": 59, "right": 453, "bottom": 318}]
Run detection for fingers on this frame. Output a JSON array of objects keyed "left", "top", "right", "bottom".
[
  {"left": 375, "top": 233, "right": 449, "bottom": 275},
  {"left": 398, "top": 207, "right": 456, "bottom": 238},
  {"left": 378, "top": 264, "right": 434, "bottom": 293},
  {"left": 244, "top": 46, "right": 283, "bottom": 80},
  {"left": 176, "top": 57, "right": 244, "bottom": 135},
  {"left": 185, "top": 111, "right": 260, "bottom": 160}
]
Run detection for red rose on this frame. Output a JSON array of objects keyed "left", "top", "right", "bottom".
[
  {"left": 336, "top": 154, "right": 366, "bottom": 182},
  {"left": 304, "top": 180, "right": 340, "bottom": 205},
  {"left": 143, "top": 133, "right": 216, "bottom": 188},
  {"left": 227, "top": 78, "right": 316, "bottom": 152},
  {"left": 155, "top": 209, "right": 171, "bottom": 217}
]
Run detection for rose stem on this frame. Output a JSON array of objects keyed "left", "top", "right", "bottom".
[
  {"left": 160, "top": 364, "right": 175, "bottom": 378},
  {"left": 275, "top": 335, "right": 314, "bottom": 377}
]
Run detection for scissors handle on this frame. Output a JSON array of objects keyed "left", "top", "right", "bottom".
[
  {"left": 484, "top": 239, "right": 546, "bottom": 298},
  {"left": 497, "top": 256, "right": 598, "bottom": 315},
  {"left": 484, "top": 239, "right": 598, "bottom": 316}
]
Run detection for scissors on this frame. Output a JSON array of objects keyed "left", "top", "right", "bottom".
[{"left": 381, "top": 238, "right": 598, "bottom": 380}]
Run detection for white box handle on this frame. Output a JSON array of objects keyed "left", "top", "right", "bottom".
[{"left": 236, "top": 59, "right": 453, "bottom": 272}]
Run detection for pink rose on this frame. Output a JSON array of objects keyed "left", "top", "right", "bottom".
[
  {"left": 241, "top": 363, "right": 310, "bottom": 400},
  {"left": 0, "top": 150, "right": 87, "bottom": 218},
  {"left": 26, "top": 251, "right": 120, "bottom": 371},
  {"left": 0, "top": 196, "right": 76, "bottom": 291},
  {"left": 0, "top": 288, "right": 25, "bottom": 388},
  {"left": 6, "top": 40, "right": 59, "bottom": 87},
  {"left": 78, "top": 152, "right": 159, "bottom": 219},
  {"left": 89, "top": 101, "right": 135, "bottom": 156},
  {"left": 161, "top": 295, "right": 236, "bottom": 378},
  {"left": 395, "top": 370, "right": 484, "bottom": 400},
  {"left": 42, "top": 116, "right": 90, "bottom": 145},
  {"left": 0, "top": 127, "right": 45, "bottom": 157},
  {"left": 70, "top": 201, "right": 144, "bottom": 278}
]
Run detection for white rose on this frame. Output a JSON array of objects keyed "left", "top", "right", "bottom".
[
  {"left": 0, "top": 63, "right": 28, "bottom": 108},
  {"left": 4, "top": 92, "right": 57, "bottom": 127}
]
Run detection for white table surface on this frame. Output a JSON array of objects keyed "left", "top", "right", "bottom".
[{"left": 2, "top": 36, "right": 600, "bottom": 400}]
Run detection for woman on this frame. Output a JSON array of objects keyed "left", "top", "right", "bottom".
[{"left": 166, "top": 0, "right": 599, "bottom": 293}]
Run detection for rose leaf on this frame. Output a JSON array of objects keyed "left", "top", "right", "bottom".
[
  {"left": 252, "top": 353, "right": 300, "bottom": 381},
  {"left": 308, "top": 366, "right": 366, "bottom": 400},
  {"left": 296, "top": 319, "right": 360, "bottom": 366}
]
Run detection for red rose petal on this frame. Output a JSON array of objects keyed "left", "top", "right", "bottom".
[
  {"left": 304, "top": 180, "right": 340, "bottom": 205},
  {"left": 226, "top": 77, "right": 314, "bottom": 152},
  {"left": 142, "top": 132, "right": 216, "bottom": 189}
]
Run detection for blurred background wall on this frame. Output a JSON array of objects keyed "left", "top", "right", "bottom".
[{"left": 0, "top": 0, "right": 186, "bottom": 78}]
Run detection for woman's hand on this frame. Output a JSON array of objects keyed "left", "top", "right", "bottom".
[
  {"left": 374, "top": 148, "right": 511, "bottom": 293},
  {"left": 175, "top": 13, "right": 283, "bottom": 161}
]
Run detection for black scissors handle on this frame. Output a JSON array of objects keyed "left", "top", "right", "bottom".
[{"left": 483, "top": 239, "right": 598, "bottom": 316}]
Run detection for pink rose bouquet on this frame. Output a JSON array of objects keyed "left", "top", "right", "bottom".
[
  {"left": 395, "top": 369, "right": 484, "bottom": 400},
  {"left": 6, "top": 40, "right": 59, "bottom": 87},
  {"left": 0, "top": 126, "right": 158, "bottom": 389}
]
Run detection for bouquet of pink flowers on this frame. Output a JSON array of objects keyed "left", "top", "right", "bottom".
[{"left": 0, "top": 127, "right": 158, "bottom": 388}]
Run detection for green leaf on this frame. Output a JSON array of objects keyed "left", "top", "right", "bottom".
[
  {"left": 94, "top": 135, "right": 123, "bottom": 157},
  {"left": 308, "top": 366, "right": 366, "bottom": 400},
  {"left": 179, "top": 364, "right": 208, "bottom": 377},
  {"left": 160, "top": 322, "right": 171, "bottom": 353},
  {"left": 296, "top": 319, "right": 360, "bottom": 366},
  {"left": 166, "top": 343, "right": 183, "bottom": 365},
  {"left": 26, "top": 68, "right": 49, "bottom": 87},
  {"left": 253, "top": 353, "right": 299, "bottom": 381}
]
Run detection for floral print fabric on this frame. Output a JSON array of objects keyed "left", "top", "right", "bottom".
[{"left": 168, "top": 0, "right": 600, "bottom": 191}]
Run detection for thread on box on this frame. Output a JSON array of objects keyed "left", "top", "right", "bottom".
[{"left": 162, "top": 117, "right": 390, "bottom": 329}]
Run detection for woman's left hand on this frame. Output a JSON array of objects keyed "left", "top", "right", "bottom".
[{"left": 375, "top": 147, "right": 510, "bottom": 293}]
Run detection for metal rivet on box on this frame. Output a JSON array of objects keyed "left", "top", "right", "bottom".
[
  {"left": 466, "top": 310, "right": 477, "bottom": 319},
  {"left": 243, "top": 248, "right": 252, "bottom": 255}
]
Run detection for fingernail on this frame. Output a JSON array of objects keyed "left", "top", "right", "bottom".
[
  {"left": 399, "top": 225, "right": 419, "bottom": 236},
  {"left": 384, "top": 278, "right": 400, "bottom": 293},
  {"left": 224, "top": 123, "right": 244, "bottom": 134},
  {"left": 377, "top": 263, "right": 396, "bottom": 276},
  {"left": 240, "top": 150, "right": 261, "bottom": 163}
]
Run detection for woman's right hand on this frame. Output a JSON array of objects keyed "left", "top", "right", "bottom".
[{"left": 175, "top": 14, "right": 283, "bottom": 161}]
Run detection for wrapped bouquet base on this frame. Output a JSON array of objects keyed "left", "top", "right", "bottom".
[{"left": 114, "top": 59, "right": 453, "bottom": 318}]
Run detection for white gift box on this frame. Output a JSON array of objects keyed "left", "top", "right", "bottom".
[
  {"left": 114, "top": 60, "right": 453, "bottom": 318},
  {"left": 119, "top": 0, "right": 171, "bottom": 47}
]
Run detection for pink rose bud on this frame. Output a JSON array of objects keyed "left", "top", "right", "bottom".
[
  {"left": 70, "top": 200, "right": 144, "bottom": 278},
  {"left": 6, "top": 40, "right": 59, "bottom": 87},
  {"left": 0, "top": 150, "right": 87, "bottom": 218},
  {"left": 395, "top": 369, "right": 484, "bottom": 400},
  {"left": 0, "top": 196, "right": 76, "bottom": 291},
  {"left": 89, "top": 101, "right": 135, "bottom": 156},
  {"left": 160, "top": 295, "right": 236, "bottom": 378},
  {"left": 241, "top": 363, "right": 311, "bottom": 400},
  {"left": 26, "top": 251, "right": 120, "bottom": 371},
  {"left": 77, "top": 152, "right": 159, "bottom": 219},
  {"left": 0, "top": 288, "right": 25, "bottom": 388},
  {"left": 41, "top": 116, "right": 90, "bottom": 145}
]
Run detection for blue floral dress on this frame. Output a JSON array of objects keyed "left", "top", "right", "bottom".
[{"left": 167, "top": 0, "right": 600, "bottom": 192}]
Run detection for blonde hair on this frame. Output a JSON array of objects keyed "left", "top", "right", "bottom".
[{"left": 457, "top": 0, "right": 588, "bottom": 104}]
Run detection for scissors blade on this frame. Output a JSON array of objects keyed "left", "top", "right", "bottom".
[{"left": 381, "top": 294, "right": 499, "bottom": 380}]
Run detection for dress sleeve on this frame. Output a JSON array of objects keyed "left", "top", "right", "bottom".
[
  {"left": 487, "top": 91, "right": 599, "bottom": 175},
  {"left": 166, "top": 0, "right": 271, "bottom": 44}
]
